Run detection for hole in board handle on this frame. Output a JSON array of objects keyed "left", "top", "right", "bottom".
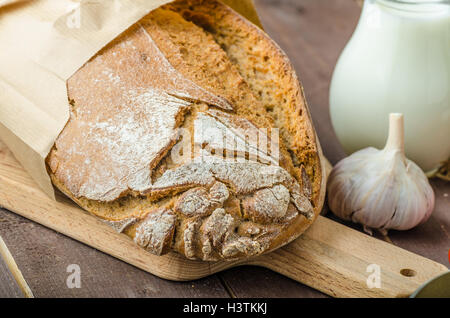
[{"left": 400, "top": 268, "right": 417, "bottom": 277}]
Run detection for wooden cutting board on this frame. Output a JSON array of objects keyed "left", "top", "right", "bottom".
[{"left": 0, "top": 140, "right": 447, "bottom": 297}]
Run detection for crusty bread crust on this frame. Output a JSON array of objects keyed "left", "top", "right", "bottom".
[
  {"left": 47, "top": 0, "right": 324, "bottom": 261},
  {"left": 167, "top": 0, "right": 323, "bottom": 203}
]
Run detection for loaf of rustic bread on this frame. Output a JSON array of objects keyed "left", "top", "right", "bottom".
[{"left": 46, "top": 0, "right": 324, "bottom": 261}]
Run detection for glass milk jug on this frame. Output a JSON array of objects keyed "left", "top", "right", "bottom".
[{"left": 329, "top": 0, "right": 450, "bottom": 172}]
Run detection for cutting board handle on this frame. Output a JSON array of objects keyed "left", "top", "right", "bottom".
[{"left": 245, "top": 217, "right": 449, "bottom": 298}]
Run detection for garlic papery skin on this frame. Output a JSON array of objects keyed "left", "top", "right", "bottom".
[{"left": 327, "top": 113, "right": 435, "bottom": 234}]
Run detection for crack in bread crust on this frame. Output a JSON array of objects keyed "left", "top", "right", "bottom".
[{"left": 46, "top": 0, "right": 322, "bottom": 261}]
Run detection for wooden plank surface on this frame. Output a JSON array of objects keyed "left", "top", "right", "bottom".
[
  {"left": 218, "top": 266, "right": 328, "bottom": 298},
  {"left": 0, "top": 0, "right": 448, "bottom": 298},
  {"left": 0, "top": 250, "right": 23, "bottom": 298},
  {"left": 0, "top": 235, "right": 33, "bottom": 297},
  {"left": 0, "top": 209, "right": 229, "bottom": 298}
]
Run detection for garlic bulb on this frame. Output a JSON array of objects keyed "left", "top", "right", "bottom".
[{"left": 327, "top": 113, "right": 435, "bottom": 234}]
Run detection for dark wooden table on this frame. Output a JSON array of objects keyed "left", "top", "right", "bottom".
[{"left": 0, "top": 0, "right": 448, "bottom": 298}]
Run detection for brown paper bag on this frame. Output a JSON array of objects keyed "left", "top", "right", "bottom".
[{"left": 0, "top": 0, "right": 262, "bottom": 199}]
